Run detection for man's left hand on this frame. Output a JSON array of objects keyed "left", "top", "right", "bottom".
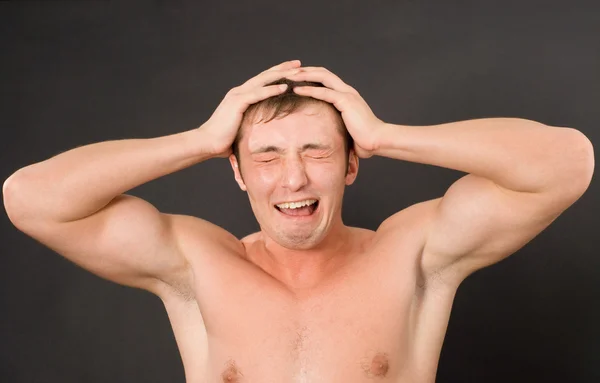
[{"left": 286, "top": 67, "right": 386, "bottom": 158}]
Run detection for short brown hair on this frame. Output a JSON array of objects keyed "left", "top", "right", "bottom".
[{"left": 232, "top": 78, "right": 353, "bottom": 173}]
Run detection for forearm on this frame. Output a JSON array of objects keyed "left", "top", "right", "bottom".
[
  {"left": 4, "top": 127, "right": 215, "bottom": 222},
  {"left": 374, "top": 117, "right": 594, "bottom": 193}
]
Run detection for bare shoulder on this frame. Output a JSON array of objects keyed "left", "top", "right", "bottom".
[
  {"left": 375, "top": 198, "right": 441, "bottom": 244},
  {"left": 155, "top": 214, "right": 246, "bottom": 301},
  {"left": 373, "top": 198, "right": 446, "bottom": 287},
  {"left": 240, "top": 231, "right": 262, "bottom": 244},
  {"left": 172, "top": 214, "right": 246, "bottom": 256}
]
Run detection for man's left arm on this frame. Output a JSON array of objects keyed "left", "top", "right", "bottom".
[
  {"left": 287, "top": 67, "right": 595, "bottom": 285},
  {"left": 375, "top": 118, "right": 594, "bottom": 284}
]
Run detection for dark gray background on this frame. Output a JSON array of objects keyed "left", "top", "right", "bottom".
[{"left": 1, "top": 1, "right": 598, "bottom": 382}]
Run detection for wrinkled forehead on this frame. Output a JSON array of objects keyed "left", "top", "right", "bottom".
[{"left": 241, "top": 103, "right": 343, "bottom": 152}]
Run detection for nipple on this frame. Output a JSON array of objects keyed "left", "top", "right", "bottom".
[
  {"left": 221, "top": 359, "right": 243, "bottom": 382},
  {"left": 370, "top": 352, "right": 390, "bottom": 377},
  {"left": 360, "top": 352, "right": 390, "bottom": 378}
]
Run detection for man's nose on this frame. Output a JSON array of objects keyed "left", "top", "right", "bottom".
[{"left": 281, "top": 157, "right": 308, "bottom": 191}]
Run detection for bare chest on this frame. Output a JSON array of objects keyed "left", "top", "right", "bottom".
[{"left": 181, "top": 246, "right": 422, "bottom": 382}]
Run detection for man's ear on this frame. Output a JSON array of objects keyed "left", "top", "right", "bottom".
[
  {"left": 229, "top": 154, "right": 247, "bottom": 191},
  {"left": 345, "top": 149, "right": 359, "bottom": 186}
]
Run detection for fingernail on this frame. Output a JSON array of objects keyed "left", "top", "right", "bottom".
[{"left": 279, "top": 84, "right": 288, "bottom": 90}]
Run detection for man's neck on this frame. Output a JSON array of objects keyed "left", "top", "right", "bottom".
[{"left": 257, "top": 224, "right": 354, "bottom": 290}]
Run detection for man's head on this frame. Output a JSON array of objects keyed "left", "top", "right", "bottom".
[
  {"left": 232, "top": 78, "right": 354, "bottom": 173},
  {"left": 228, "top": 78, "right": 359, "bottom": 250}
]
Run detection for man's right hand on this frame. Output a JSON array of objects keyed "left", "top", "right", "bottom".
[
  {"left": 200, "top": 60, "right": 303, "bottom": 158},
  {"left": 2, "top": 63, "right": 312, "bottom": 299}
]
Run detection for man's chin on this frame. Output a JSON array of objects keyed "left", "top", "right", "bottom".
[
  {"left": 274, "top": 232, "right": 323, "bottom": 250},
  {"left": 281, "top": 241, "right": 317, "bottom": 251}
]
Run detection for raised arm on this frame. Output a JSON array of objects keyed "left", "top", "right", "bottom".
[
  {"left": 3, "top": 60, "right": 303, "bottom": 297},
  {"left": 285, "top": 67, "right": 594, "bottom": 287},
  {"left": 375, "top": 119, "right": 594, "bottom": 285},
  {"left": 3, "top": 128, "right": 226, "bottom": 296}
]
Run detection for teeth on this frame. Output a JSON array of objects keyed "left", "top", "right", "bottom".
[{"left": 276, "top": 199, "right": 317, "bottom": 209}]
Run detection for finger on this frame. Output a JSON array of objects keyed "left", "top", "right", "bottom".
[
  {"left": 290, "top": 66, "right": 340, "bottom": 74},
  {"left": 241, "top": 67, "right": 301, "bottom": 89},
  {"left": 287, "top": 70, "right": 357, "bottom": 94},
  {"left": 265, "top": 59, "right": 301, "bottom": 72},
  {"left": 236, "top": 83, "right": 289, "bottom": 107},
  {"left": 289, "top": 66, "right": 322, "bottom": 71},
  {"left": 287, "top": 67, "right": 357, "bottom": 94},
  {"left": 292, "top": 86, "right": 347, "bottom": 109}
]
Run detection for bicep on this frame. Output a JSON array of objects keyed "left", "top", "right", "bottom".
[
  {"left": 421, "top": 173, "right": 577, "bottom": 283},
  {"left": 15, "top": 194, "right": 189, "bottom": 293}
]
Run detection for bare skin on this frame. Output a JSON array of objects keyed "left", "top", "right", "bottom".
[
  {"left": 157, "top": 212, "right": 454, "bottom": 383},
  {"left": 3, "top": 60, "right": 593, "bottom": 382},
  {"left": 151, "top": 96, "right": 463, "bottom": 382}
]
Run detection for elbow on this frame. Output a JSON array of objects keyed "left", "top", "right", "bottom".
[
  {"left": 571, "top": 129, "right": 594, "bottom": 184},
  {"left": 3, "top": 170, "right": 34, "bottom": 227},
  {"left": 560, "top": 128, "right": 595, "bottom": 196}
]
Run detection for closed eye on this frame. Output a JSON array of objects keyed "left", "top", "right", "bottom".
[{"left": 305, "top": 151, "right": 330, "bottom": 159}]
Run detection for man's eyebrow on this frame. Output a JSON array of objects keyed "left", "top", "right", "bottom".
[{"left": 250, "top": 143, "right": 331, "bottom": 154}]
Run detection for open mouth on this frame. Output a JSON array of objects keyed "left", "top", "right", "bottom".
[{"left": 275, "top": 200, "right": 319, "bottom": 217}]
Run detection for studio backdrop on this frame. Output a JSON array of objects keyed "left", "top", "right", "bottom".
[{"left": 1, "top": 1, "right": 598, "bottom": 382}]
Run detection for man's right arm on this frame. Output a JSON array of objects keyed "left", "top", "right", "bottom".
[
  {"left": 2, "top": 60, "right": 302, "bottom": 297},
  {"left": 2, "top": 128, "right": 234, "bottom": 296}
]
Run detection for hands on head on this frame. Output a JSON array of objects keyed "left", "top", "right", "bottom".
[
  {"left": 201, "top": 60, "right": 386, "bottom": 159},
  {"left": 287, "top": 66, "right": 386, "bottom": 159},
  {"left": 201, "top": 60, "right": 302, "bottom": 158}
]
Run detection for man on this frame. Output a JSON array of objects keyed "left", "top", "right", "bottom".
[{"left": 3, "top": 60, "right": 594, "bottom": 382}]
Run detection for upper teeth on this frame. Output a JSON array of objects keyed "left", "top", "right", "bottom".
[{"left": 276, "top": 199, "right": 317, "bottom": 209}]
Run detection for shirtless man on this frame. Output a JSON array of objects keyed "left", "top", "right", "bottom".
[{"left": 3, "top": 60, "right": 594, "bottom": 382}]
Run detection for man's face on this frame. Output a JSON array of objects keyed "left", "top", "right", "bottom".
[{"left": 230, "top": 103, "right": 358, "bottom": 250}]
